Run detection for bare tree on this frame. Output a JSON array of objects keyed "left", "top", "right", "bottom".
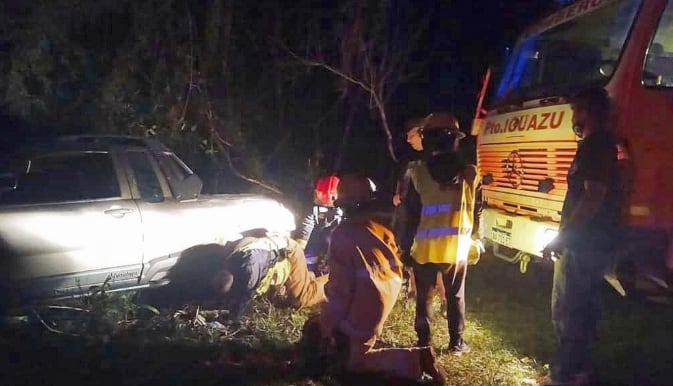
[{"left": 288, "top": 0, "right": 428, "bottom": 164}]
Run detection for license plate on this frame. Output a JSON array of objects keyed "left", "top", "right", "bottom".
[{"left": 491, "top": 227, "right": 512, "bottom": 247}]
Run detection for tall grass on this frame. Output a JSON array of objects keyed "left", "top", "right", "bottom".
[{"left": 2, "top": 256, "right": 672, "bottom": 386}]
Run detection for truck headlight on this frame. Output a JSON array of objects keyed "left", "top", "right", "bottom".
[{"left": 537, "top": 228, "right": 558, "bottom": 250}]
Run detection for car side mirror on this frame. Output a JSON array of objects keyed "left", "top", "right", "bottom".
[
  {"left": 0, "top": 173, "right": 17, "bottom": 193},
  {"left": 175, "top": 173, "right": 202, "bottom": 201}
]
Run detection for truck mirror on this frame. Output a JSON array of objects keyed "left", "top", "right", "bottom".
[
  {"left": 175, "top": 174, "right": 202, "bottom": 201},
  {"left": 471, "top": 118, "right": 486, "bottom": 136},
  {"left": 599, "top": 62, "right": 615, "bottom": 77},
  {"left": 0, "top": 173, "right": 17, "bottom": 193}
]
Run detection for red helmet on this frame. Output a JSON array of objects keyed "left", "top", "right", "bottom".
[{"left": 314, "top": 175, "right": 340, "bottom": 207}]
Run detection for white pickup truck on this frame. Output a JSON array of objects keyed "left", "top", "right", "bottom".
[{"left": 0, "top": 135, "right": 295, "bottom": 308}]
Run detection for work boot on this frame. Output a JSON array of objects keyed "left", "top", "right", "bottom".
[
  {"left": 419, "top": 347, "right": 447, "bottom": 385},
  {"left": 447, "top": 339, "right": 471, "bottom": 356},
  {"left": 535, "top": 375, "right": 572, "bottom": 386},
  {"left": 534, "top": 371, "right": 592, "bottom": 386}
]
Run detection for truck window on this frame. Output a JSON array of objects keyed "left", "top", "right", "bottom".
[
  {"left": 643, "top": 2, "right": 673, "bottom": 87},
  {"left": 126, "top": 151, "right": 164, "bottom": 203},
  {"left": 0, "top": 152, "right": 120, "bottom": 205},
  {"left": 495, "top": 0, "right": 641, "bottom": 104}
]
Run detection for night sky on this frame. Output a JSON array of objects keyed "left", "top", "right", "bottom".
[{"left": 345, "top": 0, "right": 557, "bottom": 182}]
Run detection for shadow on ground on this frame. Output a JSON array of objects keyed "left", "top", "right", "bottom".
[
  {"left": 467, "top": 255, "right": 673, "bottom": 386},
  {"left": 1, "top": 327, "right": 317, "bottom": 386}
]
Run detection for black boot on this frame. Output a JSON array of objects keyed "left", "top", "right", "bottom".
[
  {"left": 419, "top": 347, "right": 447, "bottom": 385},
  {"left": 448, "top": 337, "right": 471, "bottom": 356}
]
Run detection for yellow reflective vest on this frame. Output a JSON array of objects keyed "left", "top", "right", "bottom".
[{"left": 408, "top": 162, "right": 479, "bottom": 265}]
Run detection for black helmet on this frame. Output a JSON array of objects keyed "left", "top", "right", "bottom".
[
  {"left": 334, "top": 173, "right": 377, "bottom": 208},
  {"left": 421, "top": 112, "right": 466, "bottom": 153},
  {"left": 421, "top": 112, "right": 462, "bottom": 132}
]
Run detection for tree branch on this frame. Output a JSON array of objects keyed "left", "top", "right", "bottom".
[
  {"left": 208, "top": 124, "right": 283, "bottom": 195},
  {"left": 178, "top": 8, "right": 195, "bottom": 126},
  {"left": 281, "top": 35, "right": 400, "bottom": 162},
  {"left": 286, "top": 49, "right": 374, "bottom": 95}
]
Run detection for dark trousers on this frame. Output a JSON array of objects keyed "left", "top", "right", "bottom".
[
  {"left": 413, "top": 260, "right": 467, "bottom": 347},
  {"left": 551, "top": 248, "right": 611, "bottom": 381}
]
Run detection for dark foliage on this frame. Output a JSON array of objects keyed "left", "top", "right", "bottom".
[{"left": 0, "top": 0, "right": 556, "bottom": 201}]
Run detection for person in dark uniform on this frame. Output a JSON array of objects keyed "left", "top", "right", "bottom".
[
  {"left": 540, "top": 88, "right": 622, "bottom": 386},
  {"left": 294, "top": 174, "right": 342, "bottom": 275}
]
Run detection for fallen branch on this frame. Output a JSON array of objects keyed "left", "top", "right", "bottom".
[
  {"left": 221, "top": 326, "right": 242, "bottom": 339},
  {"left": 45, "top": 305, "right": 90, "bottom": 313},
  {"left": 31, "top": 309, "right": 80, "bottom": 337},
  {"left": 201, "top": 92, "right": 283, "bottom": 195},
  {"left": 210, "top": 130, "right": 283, "bottom": 195}
]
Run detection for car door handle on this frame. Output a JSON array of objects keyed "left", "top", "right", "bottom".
[{"left": 104, "top": 208, "right": 135, "bottom": 218}]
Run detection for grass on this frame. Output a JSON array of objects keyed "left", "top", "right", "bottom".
[{"left": 2, "top": 256, "right": 672, "bottom": 386}]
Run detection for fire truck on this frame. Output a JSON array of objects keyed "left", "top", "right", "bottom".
[{"left": 474, "top": 0, "right": 673, "bottom": 293}]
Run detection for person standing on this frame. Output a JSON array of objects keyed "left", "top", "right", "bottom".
[
  {"left": 539, "top": 88, "right": 622, "bottom": 386},
  {"left": 401, "top": 112, "right": 483, "bottom": 355},
  {"left": 393, "top": 117, "right": 425, "bottom": 208},
  {"left": 303, "top": 173, "right": 446, "bottom": 385},
  {"left": 394, "top": 117, "right": 448, "bottom": 308}
]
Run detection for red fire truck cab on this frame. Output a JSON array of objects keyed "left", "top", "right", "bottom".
[{"left": 475, "top": 0, "right": 673, "bottom": 295}]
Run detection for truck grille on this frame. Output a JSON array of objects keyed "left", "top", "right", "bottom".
[{"left": 478, "top": 141, "right": 577, "bottom": 220}]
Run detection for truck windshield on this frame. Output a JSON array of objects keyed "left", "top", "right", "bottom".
[{"left": 494, "top": 0, "right": 642, "bottom": 105}]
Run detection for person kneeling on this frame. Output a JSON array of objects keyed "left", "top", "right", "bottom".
[
  {"left": 300, "top": 173, "right": 447, "bottom": 385},
  {"left": 213, "top": 235, "right": 329, "bottom": 322}
]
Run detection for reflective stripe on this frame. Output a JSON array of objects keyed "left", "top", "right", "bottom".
[
  {"left": 240, "top": 236, "right": 288, "bottom": 253},
  {"left": 305, "top": 256, "right": 319, "bottom": 265},
  {"left": 255, "top": 258, "right": 291, "bottom": 296},
  {"left": 415, "top": 227, "right": 470, "bottom": 239},
  {"left": 421, "top": 203, "right": 455, "bottom": 216}
]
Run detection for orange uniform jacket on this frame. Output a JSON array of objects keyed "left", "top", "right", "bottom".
[
  {"left": 318, "top": 215, "right": 435, "bottom": 380},
  {"left": 320, "top": 217, "right": 403, "bottom": 341}
]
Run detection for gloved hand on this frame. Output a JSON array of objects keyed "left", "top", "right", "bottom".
[
  {"left": 467, "top": 238, "right": 485, "bottom": 265},
  {"left": 473, "top": 239, "right": 485, "bottom": 254}
]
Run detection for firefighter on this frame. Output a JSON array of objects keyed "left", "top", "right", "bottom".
[
  {"left": 212, "top": 234, "right": 329, "bottom": 323},
  {"left": 400, "top": 112, "right": 484, "bottom": 355},
  {"left": 303, "top": 172, "right": 447, "bottom": 385},
  {"left": 539, "top": 88, "right": 622, "bottom": 386},
  {"left": 394, "top": 117, "right": 448, "bottom": 308},
  {"left": 293, "top": 174, "right": 343, "bottom": 274}
]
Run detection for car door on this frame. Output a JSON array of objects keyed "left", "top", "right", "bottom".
[
  {"left": 121, "top": 150, "right": 214, "bottom": 280},
  {"left": 0, "top": 151, "right": 143, "bottom": 299}
]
